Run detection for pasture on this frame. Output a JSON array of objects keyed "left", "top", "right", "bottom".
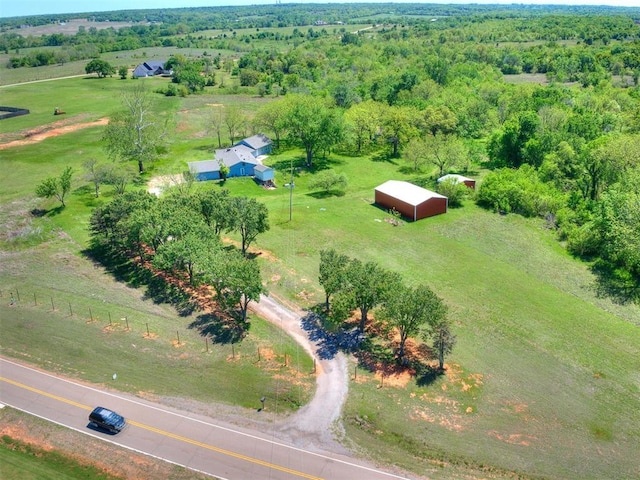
[{"left": 0, "top": 75, "right": 639, "bottom": 480}]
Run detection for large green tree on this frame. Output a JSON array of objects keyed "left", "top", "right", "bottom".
[
  {"left": 284, "top": 95, "right": 343, "bottom": 168},
  {"left": 423, "top": 132, "right": 469, "bottom": 178},
  {"left": 345, "top": 259, "right": 402, "bottom": 332},
  {"left": 591, "top": 172, "right": 640, "bottom": 301},
  {"left": 318, "top": 248, "right": 350, "bottom": 311},
  {"left": 196, "top": 189, "right": 232, "bottom": 236},
  {"left": 228, "top": 197, "right": 270, "bottom": 256},
  {"left": 380, "top": 283, "right": 447, "bottom": 364},
  {"left": 224, "top": 254, "right": 265, "bottom": 322},
  {"left": 85, "top": 58, "right": 115, "bottom": 78},
  {"left": 253, "top": 100, "right": 288, "bottom": 149},
  {"left": 203, "top": 250, "right": 264, "bottom": 323},
  {"left": 154, "top": 226, "right": 220, "bottom": 285},
  {"left": 578, "top": 134, "right": 640, "bottom": 201},
  {"left": 344, "top": 100, "right": 382, "bottom": 153},
  {"left": 381, "top": 105, "right": 421, "bottom": 157}
]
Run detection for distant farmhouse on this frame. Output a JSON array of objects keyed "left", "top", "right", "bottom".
[
  {"left": 133, "top": 60, "right": 172, "bottom": 78},
  {"left": 188, "top": 134, "right": 274, "bottom": 183},
  {"left": 437, "top": 173, "right": 476, "bottom": 189},
  {"left": 375, "top": 180, "right": 448, "bottom": 221}
]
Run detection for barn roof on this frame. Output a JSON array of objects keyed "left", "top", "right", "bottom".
[
  {"left": 375, "top": 180, "right": 446, "bottom": 206},
  {"left": 437, "top": 173, "right": 475, "bottom": 184}
]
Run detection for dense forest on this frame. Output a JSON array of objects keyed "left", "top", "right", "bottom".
[{"left": 3, "top": 4, "right": 639, "bottom": 301}]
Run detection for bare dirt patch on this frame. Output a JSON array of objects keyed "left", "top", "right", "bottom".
[
  {"left": 488, "top": 430, "right": 537, "bottom": 446},
  {"left": 0, "top": 117, "right": 108, "bottom": 150},
  {"left": 147, "top": 174, "right": 185, "bottom": 196}
]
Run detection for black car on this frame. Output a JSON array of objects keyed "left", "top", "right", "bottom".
[{"left": 88, "top": 406, "right": 126, "bottom": 433}]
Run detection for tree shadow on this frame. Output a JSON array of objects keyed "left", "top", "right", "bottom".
[
  {"left": 73, "top": 184, "right": 101, "bottom": 208},
  {"left": 193, "top": 144, "right": 216, "bottom": 153},
  {"left": 268, "top": 157, "right": 305, "bottom": 173},
  {"left": 591, "top": 260, "right": 640, "bottom": 305},
  {"left": 409, "top": 176, "right": 438, "bottom": 189},
  {"left": 306, "top": 190, "right": 346, "bottom": 199},
  {"left": 300, "top": 310, "right": 365, "bottom": 360},
  {"left": 83, "top": 243, "right": 197, "bottom": 316},
  {"left": 371, "top": 151, "right": 397, "bottom": 164},
  {"left": 40, "top": 205, "right": 65, "bottom": 217},
  {"left": 188, "top": 312, "right": 248, "bottom": 344},
  {"left": 414, "top": 363, "right": 441, "bottom": 386},
  {"left": 83, "top": 243, "right": 152, "bottom": 288},
  {"left": 143, "top": 274, "right": 198, "bottom": 316}
]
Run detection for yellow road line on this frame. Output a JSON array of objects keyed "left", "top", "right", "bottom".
[
  {"left": 1, "top": 376, "right": 90, "bottom": 410},
  {"left": 0, "top": 376, "right": 323, "bottom": 480}
]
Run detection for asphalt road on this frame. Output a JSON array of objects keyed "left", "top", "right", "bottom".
[{"left": 0, "top": 357, "right": 412, "bottom": 480}]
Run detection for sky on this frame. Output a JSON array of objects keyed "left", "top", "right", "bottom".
[{"left": 1, "top": 0, "right": 638, "bottom": 19}]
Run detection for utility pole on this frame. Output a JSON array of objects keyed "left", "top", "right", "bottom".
[{"left": 287, "top": 160, "right": 294, "bottom": 222}]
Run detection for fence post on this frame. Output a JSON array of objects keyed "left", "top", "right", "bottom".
[
  {"left": 176, "top": 330, "right": 180, "bottom": 345},
  {"left": 89, "top": 307, "right": 93, "bottom": 322},
  {"left": 108, "top": 312, "right": 112, "bottom": 326},
  {"left": 33, "top": 292, "right": 37, "bottom": 306},
  {"left": 205, "top": 337, "right": 209, "bottom": 353},
  {"left": 51, "top": 296, "right": 55, "bottom": 311},
  {"left": 16, "top": 289, "right": 20, "bottom": 302},
  {"left": 146, "top": 323, "right": 150, "bottom": 336},
  {"left": 125, "top": 317, "right": 129, "bottom": 330},
  {"left": 68, "top": 302, "right": 72, "bottom": 316}
]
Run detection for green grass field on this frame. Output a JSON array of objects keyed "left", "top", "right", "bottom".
[{"left": 1, "top": 75, "right": 639, "bottom": 479}]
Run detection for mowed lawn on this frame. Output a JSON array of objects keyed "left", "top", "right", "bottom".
[{"left": 1, "top": 77, "right": 639, "bottom": 479}]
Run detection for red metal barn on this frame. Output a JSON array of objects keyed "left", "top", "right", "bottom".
[{"left": 375, "top": 180, "right": 448, "bottom": 221}]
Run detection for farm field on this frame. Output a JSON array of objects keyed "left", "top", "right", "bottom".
[
  {"left": 1, "top": 68, "right": 639, "bottom": 480},
  {"left": 0, "top": 46, "right": 239, "bottom": 86}
]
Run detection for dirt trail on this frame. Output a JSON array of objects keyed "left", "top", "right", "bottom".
[
  {"left": 249, "top": 294, "right": 350, "bottom": 453},
  {"left": 0, "top": 117, "right": 108, "bottom": 150}
]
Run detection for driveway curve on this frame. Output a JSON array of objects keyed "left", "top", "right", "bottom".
[{"left": 249, "top": 294, "right": 349, "bottom": 453}]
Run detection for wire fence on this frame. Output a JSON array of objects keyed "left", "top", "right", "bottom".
[{"left": 1, "top": 286, "right": 316, "bottom": 375}]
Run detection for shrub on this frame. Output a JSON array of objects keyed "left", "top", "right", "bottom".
[
  {"left": 436, "top": 178, "right": 469, "bottom": 207},
  {"left": 476, "top": 165, "right": 563, "bottom": 217}
]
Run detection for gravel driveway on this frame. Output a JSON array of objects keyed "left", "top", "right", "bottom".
[{"left": 249, "top": 294, "right": 350, "bottom": 454}]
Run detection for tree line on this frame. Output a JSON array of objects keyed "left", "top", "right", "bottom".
[
  {"left": 88, "top": 188, "right": 269, "bottom": 336},
  {"left": 318, "top": 249, "right": 455, "bottom": 371}
]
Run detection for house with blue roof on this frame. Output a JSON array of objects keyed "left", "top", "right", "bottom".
[{"left": 188, "top": 134, "right": 274, "bottom": 182}]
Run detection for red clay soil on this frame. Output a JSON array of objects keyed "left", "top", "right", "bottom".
[{"left": 0, "top": 117, "right": 108, "bottom": 150}]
